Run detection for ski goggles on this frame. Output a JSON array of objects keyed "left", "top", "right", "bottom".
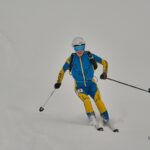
[{"left": 74, "top": 44, "right": 85, "bottom": 52}]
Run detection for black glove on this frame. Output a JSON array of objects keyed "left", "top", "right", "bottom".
[
  {"left": 54, "top": 83, "right": 61, "bottom": 89},
  {"left": 100, "top": 72, "right": 107, "bottom": 80}
]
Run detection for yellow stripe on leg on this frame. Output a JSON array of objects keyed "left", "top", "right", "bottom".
[
  {"left": 78, "top": 93, "right": 94, "bottom": 113},
  {"left": 94, "top": 91, "right": 107, "bottom": 114}
]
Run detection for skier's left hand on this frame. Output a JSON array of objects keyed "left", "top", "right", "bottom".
[
  {"left": 100, "top": 72, "right": 107, "bottom": 80},
  {"left": 54, "top": 83, "right": 61, "bottom": 89}
]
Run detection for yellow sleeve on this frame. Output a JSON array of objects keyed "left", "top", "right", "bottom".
[
  {"left": 101, "top": 59, "right": 108, "bottom": 73},
  {"left": 56, "top": 55, "right": 72, "bottom": 83},
  {"left": 56, "top": 68, "right": 65, "bottom": 83}
]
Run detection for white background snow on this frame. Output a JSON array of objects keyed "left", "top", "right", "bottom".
[{"left": 0, "top": 0, "right": 150, "bottom": 149}]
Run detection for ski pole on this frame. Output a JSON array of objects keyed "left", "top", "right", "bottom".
[
  {"left": 39, "top": 89, "right": 56, "bottom": 112},
  {"left": 107, "top": 77, "right": 150, "bottom": 93}
]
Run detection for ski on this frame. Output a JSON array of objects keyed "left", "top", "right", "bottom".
[
  {"left": 88, "top": 115, "right": 119, "bottom": 132},
  {"left": 90, "top": 122, "right": 104, "bottom": 131},
  {"left": 89, "top": 115, "right": 104, "bottom": 131},
  {"left": 93, "top": 123, "right": 119, "bottom": 132},
  {"left": 103, "top": 121, "right": 119, "bottom": 132},
  {"left": 96, "top": 126, "right": 104, "bottom": 131}
]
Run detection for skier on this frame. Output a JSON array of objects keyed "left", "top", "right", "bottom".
[{"left": 54, "top": 37, "right": 111, "bottom": 130}]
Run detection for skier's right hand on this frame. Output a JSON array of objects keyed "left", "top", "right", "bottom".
[{"left": 54, "top": 83, "right": 61, "bottom": 89}]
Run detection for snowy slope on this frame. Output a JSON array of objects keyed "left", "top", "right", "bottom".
[{"left": 0, "top": 0, "right": 150, "bottom": 150}]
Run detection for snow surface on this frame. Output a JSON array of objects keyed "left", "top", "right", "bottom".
[{"left": 0, "top": 0, "right": 150, "bottom": 150}]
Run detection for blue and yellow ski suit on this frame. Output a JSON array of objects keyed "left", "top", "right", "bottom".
[{"left": 56, "top": 51, "right": 109, "bottom": 121}]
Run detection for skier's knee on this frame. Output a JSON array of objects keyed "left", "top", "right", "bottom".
[
  {"left": 94, "top": 91, "right": 102, "bottom": 102},
  {"left": 84, "top": 99, "right": 94, "bottom": 113}
]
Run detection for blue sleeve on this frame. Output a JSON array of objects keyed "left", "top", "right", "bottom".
[{"left": 92, "top": 53, "right": 102, "bottom": 63}]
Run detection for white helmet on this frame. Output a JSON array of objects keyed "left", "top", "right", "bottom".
[{"left": 72, "top": 37, "right": 86, "bottom": 47}]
